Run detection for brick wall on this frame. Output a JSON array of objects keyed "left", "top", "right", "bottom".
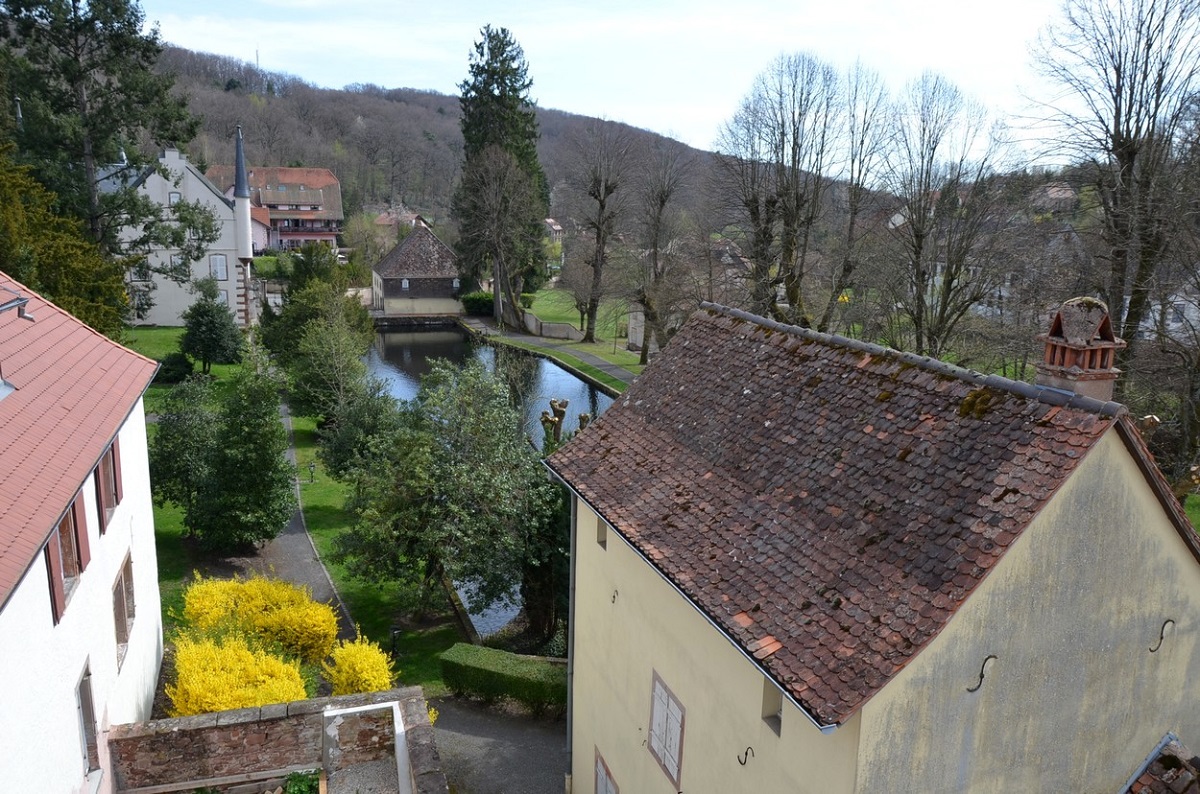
[{"left": 107, "top": 687, "right": 446, "bottom": 793}]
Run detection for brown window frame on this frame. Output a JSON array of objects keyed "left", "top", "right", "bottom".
[
  {"left": 45, "top": 492, "right": 89, "bottom": 624},
  {"left": 113, "top": 556, "right": 136, "bottom": 667},
  {"left": 94, "top": 438, "right": 123, "bottom": 534},
  {"left": 648, "top": 671, "right": 685, "bottom": 789}
]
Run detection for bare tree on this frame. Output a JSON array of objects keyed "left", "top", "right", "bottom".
[
  {"left": 876, "top": 72, "right": 1007, "bottom": 358},
  {"left": 816, "top": 62, "right": 891, "bottom": 334},
  {"left": 715, "top": 52, "right": 840, "bottom": 323},
  {"left": 568, "top": 124, "right": 634, "bottom": 342},
  {"left": 1035, "top": 0, "right": 1200, "bottom": 367}
]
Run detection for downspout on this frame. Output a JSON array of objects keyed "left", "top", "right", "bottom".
[{"left": 565, "top": 491, "right": 578, "bottom": 781}]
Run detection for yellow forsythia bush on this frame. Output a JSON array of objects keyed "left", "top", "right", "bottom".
[
  {"left": 167, "top": 634, "right": 306, "bottom": 717},
  {"left": 322, "top": 634, "right": 396, "bottom": 696},
  {"left": 182, "top": 574, "right": 338, "bottom": 662}
]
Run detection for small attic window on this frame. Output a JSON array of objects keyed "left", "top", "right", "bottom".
[{"left": 0, "top": 376, "right": 13, "bottom": 402}]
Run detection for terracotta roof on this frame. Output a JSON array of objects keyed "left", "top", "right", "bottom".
[
  {"left": 251, "top": 206, "right": 271, "bottom": 227},
  {"left": 1128, "top": 735, "right": 1200, "bottom": 793},
  {"left": 547, "top": 304, "right": 1141, "bottom": 726},
  {"left": 0, "top": 272, "right": 157, "bottom": 612},
  {"left": 374, "top": 224, "right": 457, "bottom": 280},
  {"left": 206, "top": 165, "right": 343, "bottom": 221}
]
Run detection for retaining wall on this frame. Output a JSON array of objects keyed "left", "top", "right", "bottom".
[{"left": 107, "top": 687, "right": 446, "bottom": 794}]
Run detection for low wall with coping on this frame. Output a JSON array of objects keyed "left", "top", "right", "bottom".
[{"left": 107, "top": 687, "right": 446, "bottom": 794}]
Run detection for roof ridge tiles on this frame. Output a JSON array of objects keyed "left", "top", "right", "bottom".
[{"left": 700, "top": 302, "right": 1127, "bottom": 418}]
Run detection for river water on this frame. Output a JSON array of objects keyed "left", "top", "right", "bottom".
[{"left": 365, "top": 327, "right": 614, "bottom": 635}]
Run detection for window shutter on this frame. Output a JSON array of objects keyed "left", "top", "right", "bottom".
[
  {"left": 72, "top": 493, "right": 90, "bottom": 571},
  {"left": 650, "top": 680, "right": 668, "bottom": 756},
  {"left": 112, "top": 436, "right": 123, "bottom": 503},
  {"left": 44, "top": 541, "right": 65, "bottom": 624},
  {"left": 94, "top": 470, "right": 108, "bottom": 535}
]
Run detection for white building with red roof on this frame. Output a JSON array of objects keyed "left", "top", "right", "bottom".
[{"left": 0, "top": 273, "right": 160, "bottom": 794}]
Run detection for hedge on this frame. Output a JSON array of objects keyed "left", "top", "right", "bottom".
[
  {"left": 460, "top": 291, "right": 494, "bottom": 317},
  {"left": 439, "top": 643, "right": 566, "bottom": 715}
]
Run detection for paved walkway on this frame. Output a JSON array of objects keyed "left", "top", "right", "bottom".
[{"left": 460, "top": 316, "right": 638, "bottom": 390}]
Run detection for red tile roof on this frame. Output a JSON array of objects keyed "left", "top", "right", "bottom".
[
  {"left": 1128, "top": 736, "right": 1200, "bottom": 793},
  {"left": 374, "top": 224, "right": 457, "bottom": 280},
  {"left": 206, "top": 165, "right": 343, "bottom": 221},
  {"left": 546, "top": 304, "right": 1185, "bottom": 726},
  {"left": 0, "top": 272, "right": 157, "bottom": 611}
]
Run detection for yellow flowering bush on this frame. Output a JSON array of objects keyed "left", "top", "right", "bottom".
[
  {"left": 167, "top": 634, "right": 306, "bottom": 717},
  {"left": 182, "top": 574, "right": 338, "bottom": 662},
  {"left": 322, "top": 633, "right": 395, "bottom": 696}
]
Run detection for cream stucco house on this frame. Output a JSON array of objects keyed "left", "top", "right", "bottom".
[
  {"left": 0, "top": 273, "right": 160, "bottom": 794},
  {"left": 547, "top": 300, "right": 1200, "bottom": 792}
]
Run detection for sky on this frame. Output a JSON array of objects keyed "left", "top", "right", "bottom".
[{"left": 140, "top": 0, "right": 1065, "bottom": 153}]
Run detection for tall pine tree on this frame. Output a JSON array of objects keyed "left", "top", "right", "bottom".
[
  {"left": 452, "top": 25, "right": 549, "bottom": 324},
  {"left": 0, "top": 0, "right": 218, "bottom": 313}
]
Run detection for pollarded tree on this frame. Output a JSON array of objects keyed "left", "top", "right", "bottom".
[
  {"left": 1, "top": 0, "right": 218, "bottom": 303},
  {"left": 180, "top": 277, "right": 243, "bottom": 375},
  {"left": 452, "top": 25, "right": 548, "bottom": 323},
  {"left": 188, "top": 344, "right": 296, "bottom": 552},
  {"left": 875, "top": 72, "right": 1007, "bottom": 358},
  {"left": 1035, "top": 0, "right": 1200, "bottom": 367},
  {"left": 569, "top": 123, "right": 634, "bottom": 343}
]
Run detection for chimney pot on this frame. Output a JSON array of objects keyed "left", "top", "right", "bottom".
[{"left": 1034, "top": 297, "right": 1126, "bottom": 402}]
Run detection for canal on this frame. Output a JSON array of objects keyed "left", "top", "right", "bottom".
[{"left": 365, "top": 327, "right": 615, "bottom": 635}]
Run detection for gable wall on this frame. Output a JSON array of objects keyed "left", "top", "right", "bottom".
[
  {"left": 571, "top": 498, "right": 860, "bottom": 793},
  {"left": 0, "top": 406, "right": 161, "bottom": 794},
  {"left": 856, "top": 428, "right": 1200, "bottom": 790},
  {"left": 133, "top": 152, "right": 245, "bottom": 327}
]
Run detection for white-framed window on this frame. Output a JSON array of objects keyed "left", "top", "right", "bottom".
[
  {"left": 219, "top": 290, "right": 229, "bottom": 306},
  {"left": 76, "top": 665, "right": 99, "bottom": 772},
  {"left": 210, "top": 253, "right": 228, "bottom": 281},
  {"left": 169, "top": 253, "right": 185, "bottom": 273},
  {"left": 168, "top": 190, "right": 181, "bottom": 206},
  {"left": 648, "top": 672, "right": 684, "bottom": 788},
  {"left": 401, "top": 278, "right": 410, "bottom": 291},
  {"left": 113, "top": 556, "right": 135, "bottom": 667},
  {"left": 595, "top": 747, "right": 618, "bottom": 794},
  {"left": 452, "top": 278, "right": 461, "bottom": 290}
]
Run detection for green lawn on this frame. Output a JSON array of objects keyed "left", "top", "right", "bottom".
[
  {"left": 526, "top": 287, "right": 646, "bottom": 377},
  {"left": 291, "top": 415, "right": 459, "bottom": 696},
  {"left": 123, "top": 326, "right": 242, "bottom": 414}
]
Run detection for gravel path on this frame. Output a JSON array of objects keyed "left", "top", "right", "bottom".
[{"left": 431, "top": 697, "right": 567, "bottom": 794}]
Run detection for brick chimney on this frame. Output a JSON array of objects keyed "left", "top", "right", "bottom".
[{"left": 1035, "top": 297, "right": 1126, "bottom": 402}]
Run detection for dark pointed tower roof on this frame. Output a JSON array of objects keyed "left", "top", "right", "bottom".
[{"left": 234, "top": 124, "right": 250, "bottom": 199}]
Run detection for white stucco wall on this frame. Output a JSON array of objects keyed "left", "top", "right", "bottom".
[
  {"left": 0, "top": 403, "right": 162, "bottom": 794},
  {"left": 132, "top": 150, "right": 246, "bottom": 328},
  {"left": 856, "top": 428, "right": 1200, "bottom": 791},
  {"left": 570, "top": 500, "right": 860, "bottom": 793}
]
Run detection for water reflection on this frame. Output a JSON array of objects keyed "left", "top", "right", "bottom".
[{"left": 367, "top": 328, "right": 614, "bottom": 438}]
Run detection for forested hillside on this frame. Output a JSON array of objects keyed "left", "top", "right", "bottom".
[{"left": 160, "top": 46, "right": 707, "bottom": 224}]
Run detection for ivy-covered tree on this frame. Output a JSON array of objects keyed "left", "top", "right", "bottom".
[
  {"left": 180, "top": 277, "right": 243, "bottom": 375},
  {"left": 0, "top": 0, "right": 218, "bottom": 309},
  {"left": 0, "top": 143, "right": 126, "bottom": 336},
  {"left": 452, "top": 25, "right": 549, "bottom": 323}
]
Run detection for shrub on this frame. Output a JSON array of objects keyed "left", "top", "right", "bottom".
[
  {"left": 182, "top": 574, "right": 338, "bottom": 663},
  {"left": 322, "top": 633, "right": 395, "bottom": 696},
  {"left": 439, "top": 643, "right": 566, "bottom": 715},
  {"left": 154, "top": 351, "right": 194, "bottom": 384},
  {"left": 167, "top": 634, "right": 306, "bottom": 716},
  {"left": 519, "top": 292, "right": 535, "bottom": 309},
  {"left": 460, "top": 291, "right": 494, "bottom": 316}
]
